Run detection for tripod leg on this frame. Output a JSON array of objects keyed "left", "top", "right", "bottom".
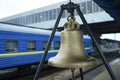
[
  {"left": 71, "top": 68, "right": 76, "bottom": 80},
  {"left": 76, "top": 7, "right": 117, "bottom": 80},
  {"left": 79, "top": 68, "right": 84, "bottom": 80},
  {"left": 33, "top": 8, "right": 64, "bottom": 80}
]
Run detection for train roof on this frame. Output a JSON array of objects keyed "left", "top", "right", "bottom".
[
  {"left": 0, "top": 23, "right": 91, "bottom": 39},
  {"left": 0, "top": 23, "right": 60, "bottom": 36}
]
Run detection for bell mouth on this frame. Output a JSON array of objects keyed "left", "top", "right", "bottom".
[{"left": 48, "top": 57, "right": 98, "bottom": 68}]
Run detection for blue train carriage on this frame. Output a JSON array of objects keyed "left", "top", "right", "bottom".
[
  {"left": 83, "top": 35, "right": 92, "bottom": 54},
  {"left": 0, "top": 23, "right": 92, "bottom": 69},
  {"left": 0, "top": 23, "right": 60, "bottom": 69}
]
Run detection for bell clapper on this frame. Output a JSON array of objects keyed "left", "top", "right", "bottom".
[{"left": 71, "top": 68, "right": 76, "bottom": 80}]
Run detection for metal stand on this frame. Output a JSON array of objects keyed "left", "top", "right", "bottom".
[
  {"left": 79, "top": 68, "right": 84, "bottom": 80},
  {"left": 33, "top": 1, "right": 117, "bottom": 80},
  {"left": 76, "top": 6, "right": 117, "bottom": 80},
  {"left": 33, "top": 7, "right": 64, "bottom": 80},
  {"left": 71, "top": 68, "right": 76, "bottom": 80}
]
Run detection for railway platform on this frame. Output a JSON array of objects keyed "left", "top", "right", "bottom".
[
  {"left": 93, "top": 57, "right": 120, "bottom": 80},
  {"left": 39, "top": 57, "right": 120, "bottom": 80}
]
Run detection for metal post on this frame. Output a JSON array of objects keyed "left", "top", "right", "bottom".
[
  {"left": 71, "top": 68, "right": 76, "bottom": 80},
  {"left": 76, "top": 7, "right": 117, "bottom": 80},
  {"left": 79, "top": 68, "right": 84, "bottom": 80},
  {"left": 33, "top": 8, "right": 64, "bottom": 80}
]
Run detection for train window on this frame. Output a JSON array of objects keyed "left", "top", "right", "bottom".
[
  {"left": 87, "top": 44, "right": 89, "bottom": 47},
  {"left": 6, "top": 40, "right": 18, "bottom": 53},
  {"left": 54, "top": 41, "right": 60, "bottom": 49},
  {"left": 42, "top": 41, "right": 47, "bottom": 50},
  {"left": 27, "top": 41, "right": 36, "bottom": 51}
]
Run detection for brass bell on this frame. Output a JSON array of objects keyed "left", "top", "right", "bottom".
[{"left": 48, "top": 18, "right": 97, "bottom": 68}]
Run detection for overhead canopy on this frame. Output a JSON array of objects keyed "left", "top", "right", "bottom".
[{"left": 93, "top": 0, "right": 120, "bottom": 23}]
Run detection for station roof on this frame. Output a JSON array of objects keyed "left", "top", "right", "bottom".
[
  {"left": 57, "top": 21, "right": 120, "bottom": 34},
  {"left": 93, "top": 0, "right": 120, "bottom": 23},
  {"left": 87, "top": 0, "right": 120, "bottom": 34},
  {"left": 88, "top": 21, "right": 120, "bottom": 34},
  {"left": 57, "top": 0, "right": 120, "bottom": 34}
]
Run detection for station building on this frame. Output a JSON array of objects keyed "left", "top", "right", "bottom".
[{"left": 0, "top": 0, "right": 113, "bottom": 29}]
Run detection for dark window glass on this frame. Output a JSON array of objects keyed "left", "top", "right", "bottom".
[
  {"left": 42, "top": 12, "right": 45, "bottom": 21},
  {"left": 36, "top": 13, "right": 39, "bottom": 22},
  {"left": 49, "top": 10, "right": 52, "bottom": 20},
  {"left": 45, "top": 11, "right": 48, "bottom": 21},
  {"left": 28, "top": 15, "right": 33, "bottom": 24},
  {"left": 14, "top": 19, "right": 17, "bottom": 23},
  {"left": 6, "top": 40, "right": 18, "bottom": 53},
  {"left": 5, "top": 20, "right": 8, "bottom": 23},
  {"left": 25, "top": 16, "right": 28, "bottom": 24},
  {"left": 56, "top": 8, "right": 60, "bottom": 18},
  {"left": 27, "top": 41, "right": 36, "bottom": 51},
  {"left": 65, "top": 10, "right": 68, "bottom": 17},
  {"left": 11, "top": 20, "right": 14, "bottom": 23},
  {"left": 42, "top": 41, "right": 47, "bottom": 50},
  {"left": 62, "top": 11, "right": 65, "bottom": 18},
  {"left": 52, "top": 9, "right": 56, "bottom": 19},
  {"left": 19, "top": 18, "right": 22, "bottom": 25},
  {"left": 74, "top": 3, "right": 80, "bottom": 16},
  {"left": 23, "top": 17, "right": 27, "bottom": 25},
  {"left": 15, "top": 18, "right": 18, "bottom": 24},
  {"left": 75, "top": 10, "right": 78, "bottom": 16},
  {"left": 81, "top": 2, "right": 87, "bottom": 14},
  {"left": 24, "top": 16, "right": 27, "bottom": 24},
  {"left": 100, "top": 7, "right": 104, "bottom": 11},
  {"left": 32, "top": 14, "right": 36, "bottom": 23},
  {"left": 35, "top": 13, "right": 38, "bottom": 22},
  {"left": 38, "top": 13, "right": 42, "bottom": 22},
  {"left": 93, "top": 2, "right": 99, "bottom": 12},
  {"left": 32, "top": 13, "right": 42, "bottom": 23},
  {"left": 21, "top": 17, "right": 26, "bottom": 25},
  {"left": 54, "top": 41, "right": 60, "bottom": 49},
  {"left": 87, "top": 1, "right": 92, "bottom": 13}
]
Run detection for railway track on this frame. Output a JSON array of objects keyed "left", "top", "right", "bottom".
[
  {"left": 0, "top": 65, "right": 61, "bottom": 80},
  {"left": 0, "top": 51, "right": 120, "bottom": 80}
]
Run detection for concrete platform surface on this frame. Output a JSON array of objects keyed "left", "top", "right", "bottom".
[
  {"left": 39, "top": 57, "right": 120, "bottom": 80},
  {"left": 92, "top": 57, "right": 120, "bottom": 80}
]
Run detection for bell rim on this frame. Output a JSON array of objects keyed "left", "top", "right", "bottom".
[{"left": 48, "top": 58, "right": 98, "bottom": 68}]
